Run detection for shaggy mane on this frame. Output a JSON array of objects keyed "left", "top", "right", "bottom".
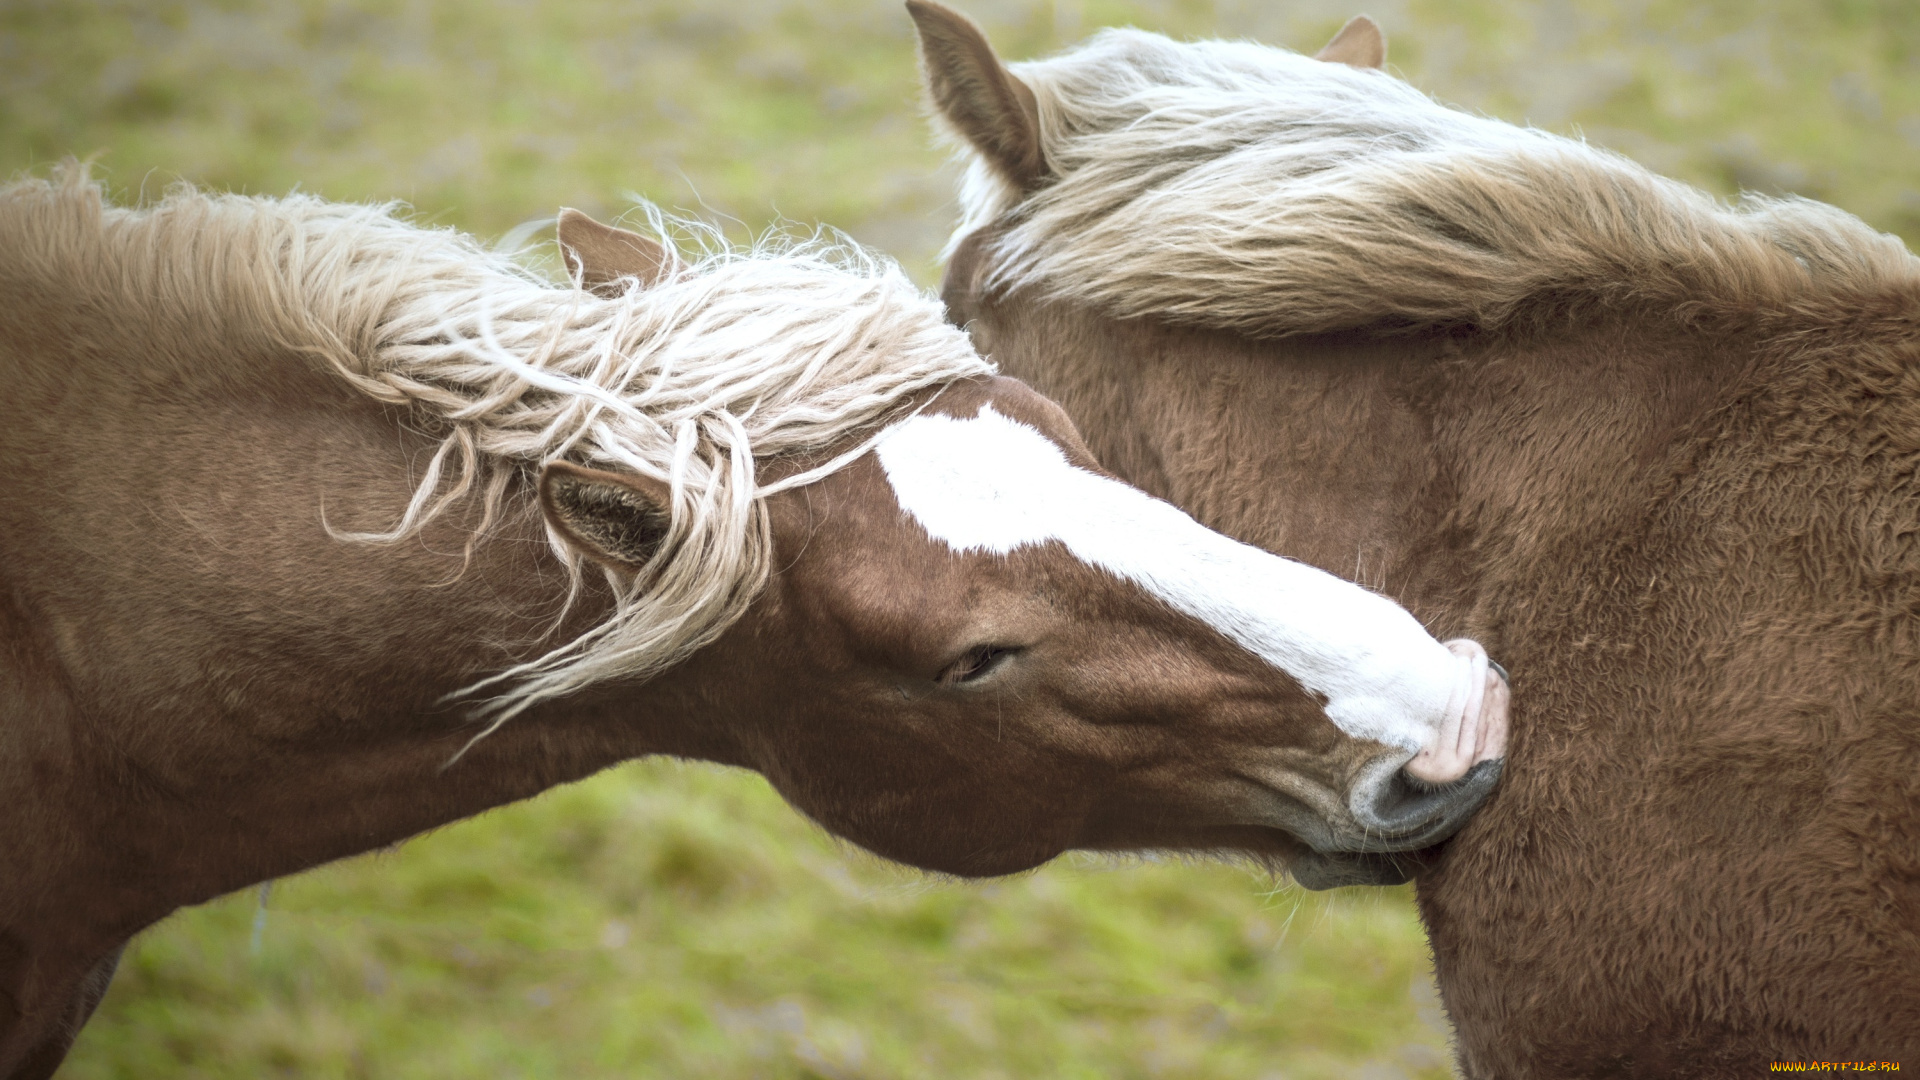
[
  {"left": 2, "top": 167, "right": 989, "bottom": 722},
  {"left": 945, "top": 29, "right": 1920, "bottom": 337}
]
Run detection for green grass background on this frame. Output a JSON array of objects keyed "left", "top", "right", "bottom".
[{"left": 4, "top": 1, "right": 1916, "bottom": 1076}]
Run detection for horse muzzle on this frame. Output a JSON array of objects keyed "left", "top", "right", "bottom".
[{"left": 1292, "top": 653, "right": 1511, "bottom": 889}]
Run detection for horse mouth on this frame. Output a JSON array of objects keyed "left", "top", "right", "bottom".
[
  {"left": 1095, "top": 654, "right": 1511, "bottom": 886},
  {"left": 1353, "top": 756, "right": 1505, "bottom": 847},
  {"left": 1277, "top": 644, "right": 1512, "bottom": 888},
  {"left": 1261, "top": 759, "right": 1500, "bottom": 889},
  {"left": 1271, "top": 754, "right": 1504, "bottom": 889},
  {"left": 1227, "top": 752, "right": 1502, "bottom": 852}
]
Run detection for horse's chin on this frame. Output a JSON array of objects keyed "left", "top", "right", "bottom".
[{"left": 1289, "top": 850, "right": 1420, "bottom": 890}]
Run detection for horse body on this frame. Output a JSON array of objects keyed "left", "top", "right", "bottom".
[
  {"left": 0, "top": 172, "right": 1508, "bottom": 1077},
  {"left": 953, "top": 280, "right": 1920, "bottom": 1068},
  {"left": 914, "top": 3, "right": 1920, "bottom": 1071}
]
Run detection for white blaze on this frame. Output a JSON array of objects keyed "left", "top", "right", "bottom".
[{"left": 875, "top": 405, "right": 1461, "bottom": 751}]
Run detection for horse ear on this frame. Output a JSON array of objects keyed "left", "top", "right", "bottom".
[
  {"left": 538, "top": 460, "right": 674, "bottom": 569},
  {"left": 907, "top": 0, "right": 1048, "bottom": 191},
  {"left": 556, "top": 208, "right": 683, "bottom": 297},
  {"left": 1314, "top": 15, "right": 1387, "bottom": 69}
]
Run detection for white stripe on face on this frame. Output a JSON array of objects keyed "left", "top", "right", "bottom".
[{"left": 875, "top": 405, "right": 1462, "bottom": 752}]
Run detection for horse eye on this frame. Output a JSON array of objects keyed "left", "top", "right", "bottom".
[{"left": 942, "top": 645, "right": 1017, "bottom": 685}]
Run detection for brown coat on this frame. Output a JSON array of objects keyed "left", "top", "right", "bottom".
[{"left": 913, "top": 1, "right": 1920, "bottom": 1071}]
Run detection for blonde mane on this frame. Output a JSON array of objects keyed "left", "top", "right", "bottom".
[
  {"left": 946, "top": 29, "right": 1920, "bottom": 336},
  {"left": 3, "top": 167, "right": 989, "bottom": 721}
]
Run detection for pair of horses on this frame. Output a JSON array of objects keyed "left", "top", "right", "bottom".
[
  {"left": 2, "top": 4, "right": 1913, "bottom": 1077},
  {"left": 0, "top": 159, "right": 1504, "bottom": 1075}
]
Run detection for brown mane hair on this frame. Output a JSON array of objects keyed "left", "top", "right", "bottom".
[
  {"left": 940, "top": 27, "right": 1920, "bottom": 337},
  {"left": 0, "top": 166, "right": 989, "bottom": 721}
]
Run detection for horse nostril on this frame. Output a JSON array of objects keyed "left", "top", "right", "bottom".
[{"left": 1354, "top": 759, "right": 1505, "bottom": 843}]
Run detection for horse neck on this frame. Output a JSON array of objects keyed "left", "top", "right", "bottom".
[
  {"left": 976, "top": 293, "right": 1753, "bottom": 636},
  {"left": 0, "top": 316, "right": 741, "bottom": 953}
]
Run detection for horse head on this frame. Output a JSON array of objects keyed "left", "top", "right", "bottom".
[{"left": 547, "top": 213, "right": 1507, "bottom": 887}]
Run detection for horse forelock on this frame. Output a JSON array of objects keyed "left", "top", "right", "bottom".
[
  {"left": 0, "top": 164, "right": 990, "bottom": 721},
  {"left": 946, "top": 27, "right": 1920, "bottom": 337}
]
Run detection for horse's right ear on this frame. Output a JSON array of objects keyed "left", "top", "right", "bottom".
[
  {"left": 907, "top": 1, "right": 1048, "bottom": 191},
  {"left": 538, "top": 460, "right": 674, "bottom": 570},
  {"left": 1314, "top": 15, "right": 1387, "bottom": 69},
  {"left": 556, "top": 208, "right": 683, "bottom": 297}
]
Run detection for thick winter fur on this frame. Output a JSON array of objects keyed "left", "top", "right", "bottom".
[
  {"left": 944, "top": 27, "right": 1920, "bottom": 338},
  {"left": 923, "top": 9, "right": 1920, "bottom": 1075},
  {"left": 0, "top": 167, "right": 987, "bottom": 721}
]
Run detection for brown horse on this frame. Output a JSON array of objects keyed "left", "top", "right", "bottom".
[
  {"left": 910, "top": 2, "right": 1920, "bottom": 1074},
  {"left": 0, "top": 169, "right": 1509, "bottom": 1079}
]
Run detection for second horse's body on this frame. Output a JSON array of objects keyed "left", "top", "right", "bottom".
[{"left": 910, "top": 3, "right": 1920, "bottom": 1072}]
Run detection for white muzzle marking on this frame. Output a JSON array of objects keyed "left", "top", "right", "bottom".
[{"left": 875, "top": 405, "right": 1468, "bottom": 753}]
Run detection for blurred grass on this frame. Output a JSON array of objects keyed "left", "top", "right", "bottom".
[
  {"left": 5, "top": 1, "right": 1916, "bottom": 282},
  {"left": 68, "top": 762, "right": 1450, "bottom": 1079},
  {"left": 5, "top": 0, "right": 1916, "bottom": 1077}
]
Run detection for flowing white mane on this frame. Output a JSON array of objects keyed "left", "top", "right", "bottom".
[
  {"left": 4, "top": 168, "right": 989, "bottom": 720},
  {"left": 947, "top": 29, "right": 1920, "bottom": 336}
]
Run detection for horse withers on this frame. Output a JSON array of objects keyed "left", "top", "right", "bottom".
[
  {"left": 910, "top": 1, "right": 1920, "bottom": 1072},
  {"left": 0, "top": 170, "right": 1507, "bottom": 1078}
]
